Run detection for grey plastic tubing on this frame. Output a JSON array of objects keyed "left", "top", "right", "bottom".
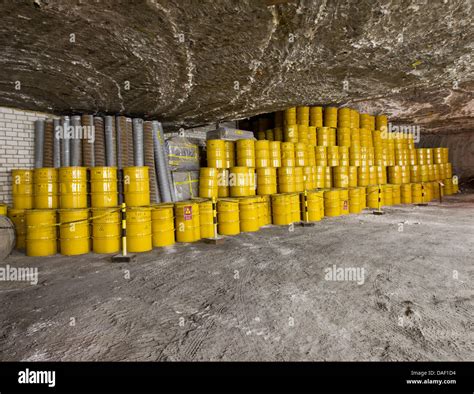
[
  {"left": 152, "top": 120, "right": 173, "bottom": 202},
  {"left": 70, "top": 115, "right": 82, "bottom": 166},
  {"left": 132, "top": 118, "right": 144, "bottom": 167},
  {"left": 104, "top": 115, "right": 117, "bottom": 167},
  {"left": 34, "top": 120, "right": 44, "bottom": 168},
  {"left": 53, "top": 118, "right": 61, "bottom": 168},
  {"left": 60, "top": 116, "right": 70, "bottom": 167}
]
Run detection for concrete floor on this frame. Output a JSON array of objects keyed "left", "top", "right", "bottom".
[{"left": 1, "top": 192, "right": 473, "bottom": 361}]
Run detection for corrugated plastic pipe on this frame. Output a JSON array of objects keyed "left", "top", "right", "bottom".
[
  {"left": 53, "top": 118, "right": 61, "bottom": 168},
  {"left": 70, "top": 115, "right": 82, "bottom": 166},
  {"left": 132, "top": 118, "right": 144, "bottom": 167},
  {"left": 34, "top": 120, "right": 44, "bottom": 168},
  {"left": 104, "top": 116, "right": 117, "bottom": 167},
  {"left": 152, "top": 121, "right": 173, "bottom": 202},
  {"left": 60, "top": 116, "right": 70, "bottom": 167}
]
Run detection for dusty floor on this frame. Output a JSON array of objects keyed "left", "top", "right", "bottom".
[{"left": 0, "top": 193, "right": 473, "bottom": 361}]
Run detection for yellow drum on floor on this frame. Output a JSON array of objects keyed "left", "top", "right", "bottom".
[
  {"left": 281, "top": 142, "right": 295, "bottom": 167},
  {"left": 91, "top": 207, "right": 121, "bottom": 254},
  {"left": 349, "top": 188, "right": 362, "bottom": 214},
  {"left": 217, "top": 199, "right": 240, "bottom": 236},
  {"left": 123, "top": 166, "right": 150, "bottom": 207},
  {"left": 442, "top": 178, "right": 453, "bottom": 196},
  {"left": 12, "top": 169, "right": 34, "bottom": 209},
  {"left": 411, "top": 183, "right": 423, "bottom": 203},
  {"left": 305, "top": 190, "right": 323, "bottom": 221},
  {"left": 256, "top": 196, "right": 267, "bottom": 228},
  {"left": 239, "top": 197, "right": 260, "bottom": 232},
  {"left": 59, "top": 167, "right": 88, "bottom": 209},
  {"left": 367, "top": 185, "right": 384, "bottom": 209},
  {"left": 339, "top": 188, "right": 349, "bottom": 215},
  {"left": 260, "top": 195, "right": 272, "bottom": 225},
  {"left": 229, "top": 167, "right": 252, "bottom": 197},
  {"left": 255, "top": 140, "right": 270, "bottom": 168},
  {"left": 199, "top": 167, "right": 219, "bottom": 199},
  {"left": 257, "top": 167, "right": 277, "bottom": 195},
  {"left": 0, "top": 204, "right": 7, "bottom": 215},
  {"left": 269, "top": 141, "right": 281, "bottom": 167},
  {"left": 199, "top": 200, "right": 215, "bottom": 238},
  {"left": 26, "top": 209, "right": 57, "bottom": 256},
  {"left": 421, "top": 183, "right": 432, "bottom": 202},
  {"left": 278, "top": 167, "right": 296, "bottom": 193},
  {"left": 383, "top": 185, "right": 393, "bottom": 206},
  {"left": 236, "top": 139, "right": 255, "bottom": 167},
  {"left": 271, "top": 194, "right": 292, "bottom": 225},
  {"left": 207, "top": 140, "right": 226, "bottom": 168},
  {"left": 431, "top": 181, "right": 440, "bottom": 200},
  {"left": 126, "top": 207, "right": 152, "bottom": 252},
  {"left": 34, "top": 168, "right": 59, "bottom": 209},
  {"left": 290, "top": 193, "right": 301, "bottom": 223},
  {"left": 324, "top": 190, "right": 340, "bottom": 217},
  {"left": 218, "top": 169, "right": 229, "bottom": 198},
  {"left": 391, "top": 184, "right": 401, "bottom": 205},
  {"left": 225, "top": 141, "right": 235, "bottom": 168},
  {"left": 175, "top": 202, "right": 200, "bottom": 242},
  {"left": 7, "top": 208, "right": 26, "bottom": 250},
  {"left": 90, "top": 167, "right": 118, "bottom": 208},
  {"left": 151, "top": 204, "right": 175, "bottom": 247},
  {"left": 358, "top": 186, "right": 367, "bottom": 209},
  {"left": 401, "top": 184, "right": 412, "bottom": 204},
  {"left": 59, "top": 208, "right": 90, "bottom": 256}
]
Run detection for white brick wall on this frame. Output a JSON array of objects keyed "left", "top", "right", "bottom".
[{"left": 0, "top": 107, "right": 55, "bottom": 204}]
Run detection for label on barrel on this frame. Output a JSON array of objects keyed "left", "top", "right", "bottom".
[
  {"left": 184, "top": 206, "right": 193, "bottom": 220},
  {"left": 343, "top": 200, "right": 348, "bottom": 210}
]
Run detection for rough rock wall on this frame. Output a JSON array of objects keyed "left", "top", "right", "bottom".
[{"left": 0, "top": 0, "right": 472, "bottom": 132}]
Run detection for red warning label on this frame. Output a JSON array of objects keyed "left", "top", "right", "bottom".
[{"left": 184, "top": 206, "right": 193, "bottom": 220}]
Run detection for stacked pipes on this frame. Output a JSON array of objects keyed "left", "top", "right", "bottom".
[
  {"left": 153, "top": 120, "right": 174, "bottom": 202},
  {"left": 81, "top": 115, "right": 95, "bottom": 167},
  {"left": 104, "top": 116, "right": 117, "bottom": 167},
  {"left": 34, "top": 120, "right": 45, "bottom": 168},
  {"left": 43, "top": 120, "right": 54, "bottom": 167},
  {"left": 93, "top": 116, "right": 106, "bottom": 166},
  {"left": 60, "top": 116, "right": 70, "bottom": 167},
  {"left": 144, "top": 121, "right": 160, "bottom": 203},
  {"left": 70, "top": 115, "right": 82, "bottom": 166}
]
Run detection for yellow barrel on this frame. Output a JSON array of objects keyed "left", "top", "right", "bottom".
[
  {"left": 338, "top": 146, "right": 350, "bottom": 166},
  {"left": 431, "top": 181, "right": 440, "bottom": 199},
  {"left": 218, "top": 169, "right": 229, "bottom": 197},
  {"left": 383, "top": 185, "right": 393, "bottom": 206},
  {"left": 59, "top": 167, "right": 88, "bottom": 209},
  {"left": 324, "top": 166, "right": 332, "bottom": 188},
  {"left": 217, "top": 199, "right": 240, "bottom": 235},
  {"left": 255, "top": 140, "right": 270, "bottom": 168},
  {"left": 127, "top": 206, "right": 152, "bottom": 251},
  {"left": 278, "top": 167, "right": 296, "bottom": 193},
  {"left": 401, "top": 184, "right": 412, "bottom": 204},
  {"left": 229, "top": 167, "right": 251, "bottom": 197},
  {"left": 308, "top": 126, "right": 317, "bottom": 146},
  {"left": 0, "top": 204, "right": 6, "bottom": 215},
  {"left": 375, "top": 166, "right": 387, "bottom": 184},
  {"left": 306, "top": 145, "right": 316, "bottom": 166},
  {"left": 175, "top": 202, "right": 200, "bottom": 242},
  {"left": 359, "top": 186, "right": 367, "bottom": 209},
  {"left": 26, "top": 209, "right": 57, "bottom": 257},
  {"left": 289, "top": 193, "right": 300, "bottom": 222},
  {"left": 337, "top": 127, "right": 351, "bottom": 146},
  {"left": 294, "top": 167, "right": 304, "bottom": 192},
  {"left": 339, "top": 188, "right": 349, "bottom": 215},
  {"left": 248, "top": 168, "right": 256, "bottom": 196},
  {"left": 207, "top": 139, "right": 226, "bottom": 168},
  {"left": 284, "top": 124, "right": 298, "bottom": 143},
  {"left": 357, "top": 166, "right": 369, "bottom": 186},
  {"left": 273, "top": 127, "right": 283, "bottom": 141},
  {"left": 257, "top": 130, "right": 265, "bottom": 140},
  {"left": 256, "top": 196, "right": 267, "bottom": 227},
  {"left": 419, "top": 165, "right": 429, "bottom": 182},
  {"left": 295, "top": 143, "right": 307, "bottom": 167},
  {"left": 306, "top": 190, "right": 324, "bottom": 221},
  {"left": 296, "top": 106, "right": 310, "bottom": 125},
  {"left": 391, "top": 184, "right": 401, "bottom": 205},
  {"left": 265, "top": 129, "right": 274, "bottom": 141},
  {"left": 442, "top": 178, "right": 453, "bottom": 196},
  {"left": 7, "top": 208, "right": 26, "bottom": 250},
  {"left": 324, "top": 189, "right": 340, "bottom": 217},
  {"left": 59, "top": 208, "right": 90, "bottom": 256},
  {"left": 327, "top": 146, "right": 339, "bottom": 167},
  {"left": 333, "top": 166, "right": 349, "bottom": 188},
  {"left": 367, "top": 185, "right": 384, "bottom": 209},
  {"left": 349, "top": 188, "right": 362, "bottom": 214},
  {"left": 12, "top": 169, "right": 34, "bottom": 209},
  {"left": 350, "top": 145, "right": 361, "bottom": 167},
  {"left": 303, "top": 166, "right": 314, "bottom": 190},
  {"left": 199, "top": 167, "right": 219, "bottom": 199},
  {"left": 315, "top": 166, "right": 325, "bottom": 188},
  {"left": 34, "top": 168, "right": 59, "bottom": 209},
  {"left": 422, "top": 183, "right": 432, "bottom": 202},
  {"left": 410, "top": 165, "right": 421, "bottom": 183},
  {"left": 236, "top": 139, "right": 255, "bottom": 167},
  {"left": 269, "top": 141, "right": 281, "bottom": 167},
  {"left": 225, "top": 141, "right": 235, "bottom": 168},
  {"left": 90, "top": 167, "right": 118, "bottom": 208},
  {"left": 338, "top": 108, "right": 351, "bottom": 128},
  {"left": 445, "top": 163, "right": 453, "bottom": 178},
  {"left": 315, "top": 146, "right": 327, "bottom": 166},
  {"left": 256, "top": 167, "right": 277, "bottom": 195},
  {"left": 91, "top": 207, "right": 121, "bottom": 254},
  {"left": 324, "top": 107, "right": 338, "bottom": 128},
  {"left": 151, "top": 204, "right": 175, "bottom": 247},
  {"left": 284, "top": 107, "right": 297, "bottom": 125},
  {"left": 199, "top": 200, "right": 215, "bottom": 238},
  {"left": 388, "top": 166, "right": 402, "bottom": 184},
  {"left": 271, "top": 194, "right": 292, "bottom": 225},
  {"left": 348, "top": 166, "right": 358, "bottom": 187},
  {"left": 368, "top": 166, "right": 377, "bottom": 185},
  {"left": 239, "top": 197, "right": 260, "bottom": 232},
  {"left": 123, "top": 166, "right": 150, "bottom": 207},
  {"left": 297, "top": 124, "right": 308, "bottom": 144},
  {"left": 310, "top": 106, "right": 323, "bottom": 127},
  {"left": 261, "top": 194, "right": 272, "bottom": 225},
  {"left": 281, "top": 142, "right": 295, "bottom": 167},
  {"left": 411, "top": 183, "right": 423, "bottom": 203}
]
